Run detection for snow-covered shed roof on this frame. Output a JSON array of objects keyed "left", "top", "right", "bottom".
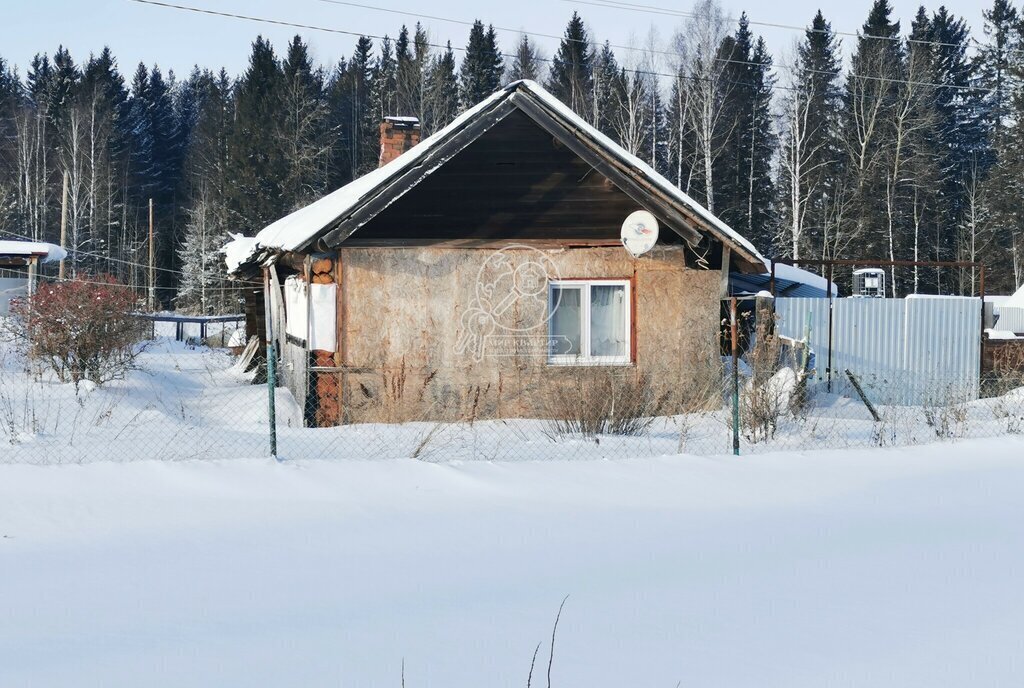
[
  {"left": 1004, "top": 282, "right": 1024, "bottom": 309},
  {"left": 731, "top": 260, "right": 840, "bottom": 298},
  {"left": 0, "top": 240, "right": 67, "bottom": 263},
  {"left": 243, "top": 80, "right": 764, "bottom": 273},
  {"left": 221, "top": 233, "right": 258, "bottom": 274}
]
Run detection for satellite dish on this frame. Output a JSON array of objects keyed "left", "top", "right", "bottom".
[{"left": 621, "top": 210, "right": 659, "bottom": 258}]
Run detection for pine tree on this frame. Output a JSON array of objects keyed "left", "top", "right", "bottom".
[
  {"left": 459, "top": 20, "right": 503, "bottom": 108},
  {"left": 507, "top": 34, "right": 543, "bottom": 83},
  {"left": 547, "top": 13, "right": 594, "bottom": 118}
]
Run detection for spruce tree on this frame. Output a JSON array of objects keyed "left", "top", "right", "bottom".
[
  {"left": 347, "top": 36, "right": 378, "bottom": 177},
  {"left": 547, "top": 13, "right": 594, "bottom": 118},
  {"left": 425, "top": 42, "right": 458, "bottom": 133},
  {"left": 710, "top": 16, "right": 776, "bottom": 248},
  {"left": 459, "top": 20, "right": 503, "bottom": 108},
  {"left": 325, "top": 56, "right": 354, "bottom": 189},
  {"left": 372, "top": 35, "right": 397, "bottom": 123},
  {"left": 927, "top": 7, "right": 989, "bottom": 286},
  {"left": 507, "top": 34, "right": 543, "bottom": 83},
  {"left": 792, "top": 11, "right": 844, "bottom": 259},
  {"left": 974, "top": 0, "right": 1019, "bottom": 147},
  {"left": 592, "top": 42, "right": 621, "bottom": 138},
  {"left": 842, "top": 0, "right": 903, "bottom": 264},
  {"left": 226, "top": 36, "right": 286, "bottom": 231},
  {"left": 178, "top": 69, "right": 236, "bottom": 314},
  {"left": 396, "top": 25, "right": 417, "bottom": 115},
  {"left": 280, "top": 35, "right": 329, "bottom": 209}
]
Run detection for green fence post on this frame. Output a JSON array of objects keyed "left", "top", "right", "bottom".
[
  {"left": 267, "top": 341, "right": 278, "bottom": 459},
  {"left": 731, "top": 296, "right": 740, "bottom": 456}
]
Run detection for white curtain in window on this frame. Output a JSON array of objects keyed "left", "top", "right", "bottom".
[
  {"left": 590, "top": 285, "right": 626, "bottom": 357},
  {"left": 550, "top": 286, "right": 582, "bottom": 355}
]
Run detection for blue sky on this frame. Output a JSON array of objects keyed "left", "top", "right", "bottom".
[{"left": 1, "top": 0, "right": 993, "bottom": 81}]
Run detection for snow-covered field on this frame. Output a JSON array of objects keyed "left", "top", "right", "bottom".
[{"left": 3, "top": 439, "right": 1024, "bottom": 686}]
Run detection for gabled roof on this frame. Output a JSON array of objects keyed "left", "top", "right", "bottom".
[{"left": 245, "top": 80, "right": 764, "bottom": 272}]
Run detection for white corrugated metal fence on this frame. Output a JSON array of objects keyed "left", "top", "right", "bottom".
[{"left": 775, "top": 296, "right": 982, "bottom": 405}]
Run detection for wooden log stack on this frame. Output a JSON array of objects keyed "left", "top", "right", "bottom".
[{"left": 309, "top": 255, "right": 340, "bottom": 427}]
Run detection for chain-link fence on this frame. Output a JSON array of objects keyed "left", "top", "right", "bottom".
[{"left": 2, "top": 312, "right": 1024, "bottom": 465}]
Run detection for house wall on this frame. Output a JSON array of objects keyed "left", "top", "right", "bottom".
[{"left": 316, "top": 244, "right": 721, "bottom": 424}]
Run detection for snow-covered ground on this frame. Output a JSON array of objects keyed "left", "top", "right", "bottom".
[
  {"left": 3, "top": 439, "right": 1024, "bottom": 686},
  {"left": 3, "top": 332, "right": 1024, "bottom": 464}
]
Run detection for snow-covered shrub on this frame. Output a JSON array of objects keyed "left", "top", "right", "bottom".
[{"left": 6, "top": 276, "right": 147, "bottom": 388}]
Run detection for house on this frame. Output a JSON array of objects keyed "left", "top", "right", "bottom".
[
  {"left": 0, "top": 240, "right": 67, "bottom": 315},
  {"left": 230, "top": 80, "right": 764, "bottom": 426}
]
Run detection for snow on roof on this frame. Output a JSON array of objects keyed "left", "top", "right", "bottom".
[
  {"left": 0, "top": 240, "right": 67, "bottom": 263},
  {"left": 986, "top": 328, "right": 1020, "bottom": 340},
  {"left": 222, "top": 233, "right": 258, "bottom": 274},
  {"left": 251, "top": 80, "right": 763, "bottom": 266},
  {"left": 1004, "top": 283, "right": 1024, "bottom": 309},
  {"left": 768, "top": 261, "right": 839, "bottom": 296}
]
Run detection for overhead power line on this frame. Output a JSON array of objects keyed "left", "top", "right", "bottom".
[
  {"left": 128, "top": 0, "right": 994, "bottom": 95},
  {"left": 126, "top": 0, "right": 791, "bottom": 92},
  {"left": 310, "top": 0, "right": 993, "bottom": 93},
  {"left": 564, "top": 0, "right": 1023, "bottom": 57}
]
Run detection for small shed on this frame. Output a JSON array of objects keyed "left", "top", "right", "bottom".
[{"left": 0, "top": 240, "right": 67, "bottom": 315}]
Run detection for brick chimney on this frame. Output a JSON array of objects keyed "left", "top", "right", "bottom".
[{"left": 379, "top": 116, "right": 421, "bottom": 167}]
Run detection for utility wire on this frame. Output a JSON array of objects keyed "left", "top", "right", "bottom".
[
  {"left": 132, "top": 0, "right": 996, "bottom": 95},
  {"left": 565, "top": 0, "right": 1022, "bottom": 57},
  {"left": 126, "top": 0, "right": 796, "bottom": 93},
  {"left": 310, "top": 0, "right": 993, "bottom": 93}
]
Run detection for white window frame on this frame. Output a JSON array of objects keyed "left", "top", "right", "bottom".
[{"left": 547, "top": 279, "right": 632, "bottom": 366}]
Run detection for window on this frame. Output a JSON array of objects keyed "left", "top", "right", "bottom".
[{"left": 548, "top": 280, "right": 631, "bottom": 365}]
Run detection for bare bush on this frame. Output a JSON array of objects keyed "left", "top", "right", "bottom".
[
  {"left": 922, "top": 384, "right": 970, "bottom": 440},
  {"left": 542, "top": 368, "right": 672, "bottom": 439},
  {"left": 738, "top": 315, "right": 793, "bottom": 443},
  {"left": 983, "top": 341, "right": 1024, "bottom": 397},
  {"left": 5, "top": 276, "right": 147, "bottom": 388}
]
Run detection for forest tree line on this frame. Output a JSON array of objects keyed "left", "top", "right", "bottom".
[{"left": 0, "top": 0, "right": 1022, "bottom": 311}]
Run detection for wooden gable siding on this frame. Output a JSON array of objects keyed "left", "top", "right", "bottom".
[{"left": 342, "top": 110, "right": 680, "bottom": 244}]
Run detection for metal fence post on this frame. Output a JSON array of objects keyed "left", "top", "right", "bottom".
[
  {"left": 267, "top": 341, "right": 278, "bottom": 459},
  {"left": 264, "top": 266, "right": 279, "bottom": 460},
  {"left": 730, "top": 296, "right": 740, "bottom": 456}
]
